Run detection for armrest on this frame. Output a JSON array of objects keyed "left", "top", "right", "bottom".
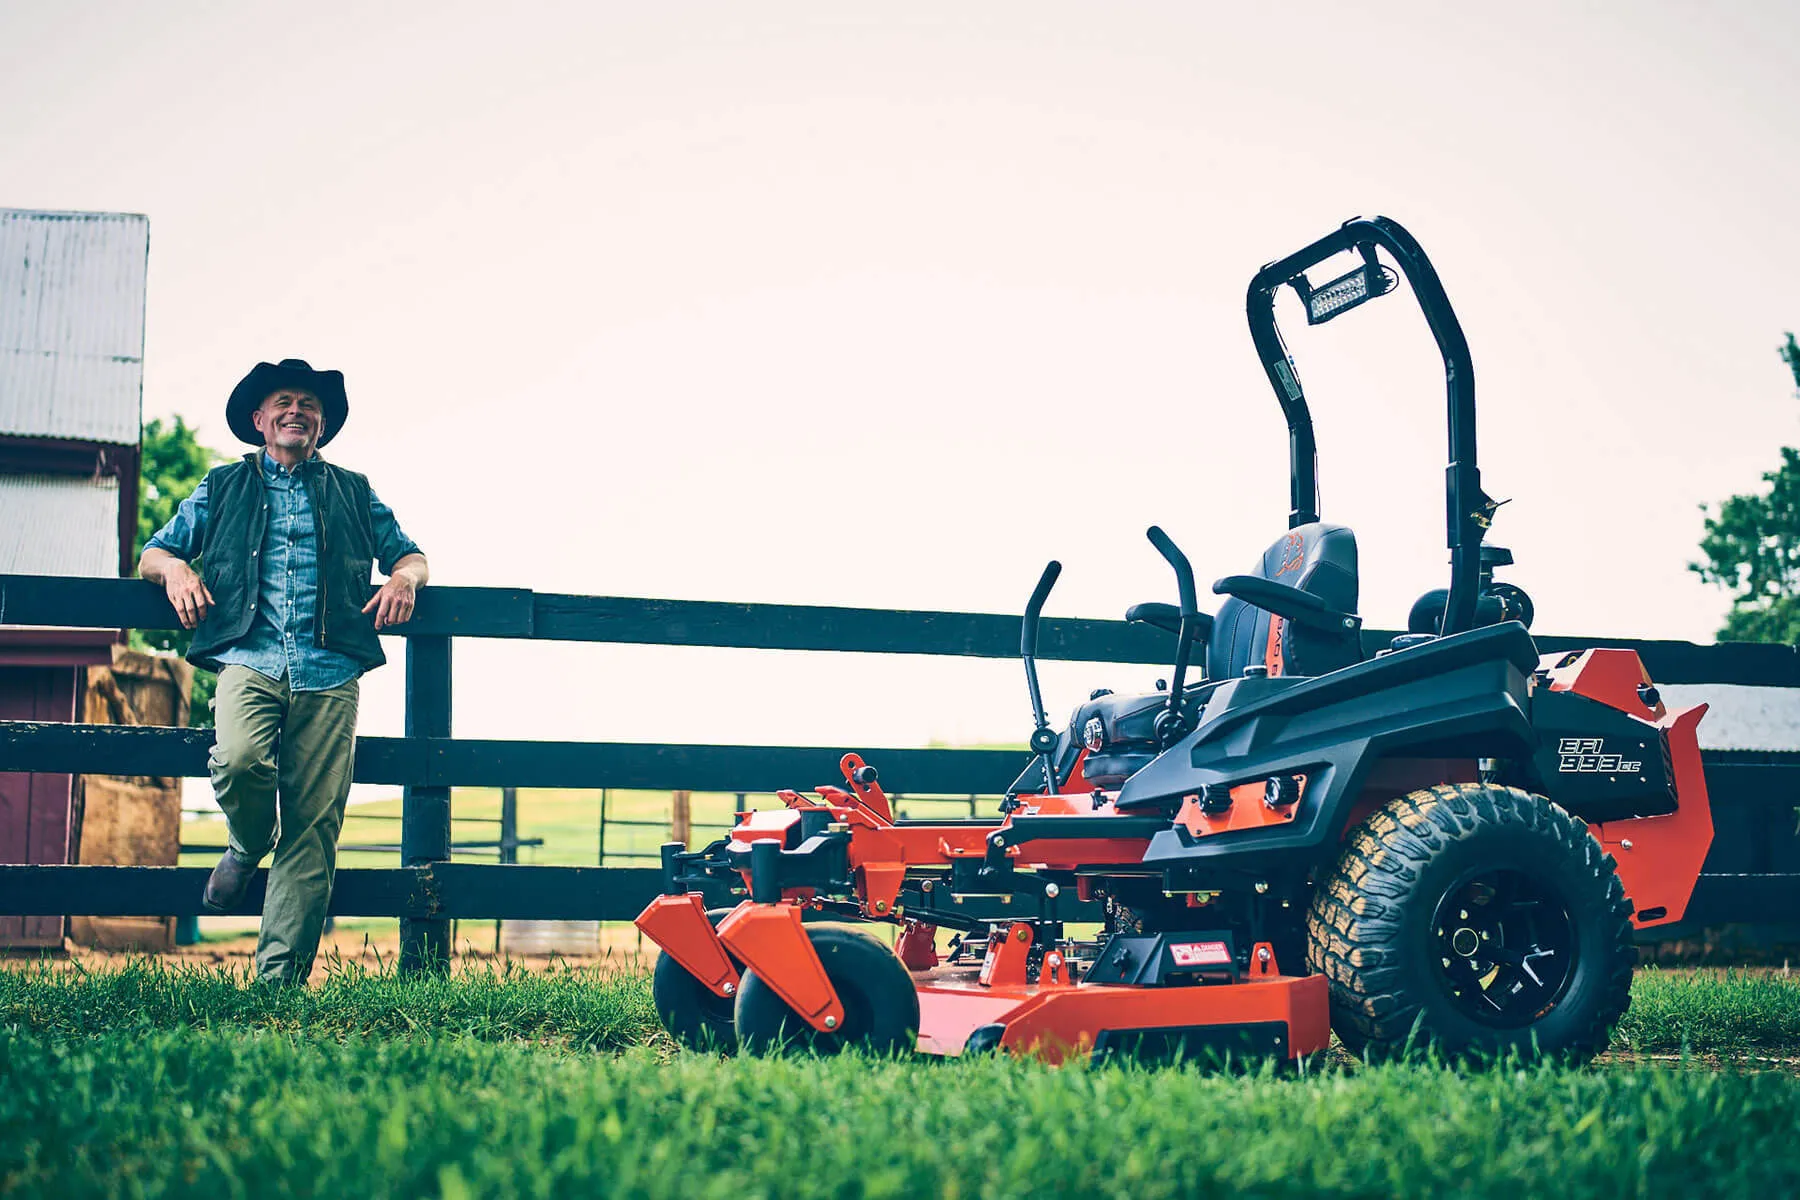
[
  {"left": 1212, "top": 575, "right": 1361, "bottom": 634},
  {"left": 1125, "top": 601, "right": 1214, "bottom": 640}
]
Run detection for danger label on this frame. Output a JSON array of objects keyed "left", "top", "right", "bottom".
[{"left": 1169, "top": 941, "right": 1231, "bottom": 966}]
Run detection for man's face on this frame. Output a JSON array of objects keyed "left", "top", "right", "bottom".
[{"left": 252, "top": 388, "right": 324, "bottom": 454}]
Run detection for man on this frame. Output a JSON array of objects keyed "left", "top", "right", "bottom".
[{"left": 139, "top": 358, "right": 428, "bottom": 984}]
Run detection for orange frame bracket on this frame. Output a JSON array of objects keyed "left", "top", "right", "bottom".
[
  {"left": 634, "top": 893, "right": 740, "bottom": 997},
  {"left": 716, "top": 901, "right": 847, "bottom": 1033}
]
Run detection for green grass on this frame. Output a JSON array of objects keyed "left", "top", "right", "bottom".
[
  {"left": 3, "top": 1029, "right": 1799, "bottom": 1198},
  {"left": 1617, "top": 968, "right": 1800, "bottom": 1055},
  {"left": 2, "top": 962, "right": 1796, "bottom": 1198},
  {"left": 0, "top": 959, "right": 660, "bottom": 1051},
  {"left": 3, "top": 960, "right": 1796, "bottom": 1057}
]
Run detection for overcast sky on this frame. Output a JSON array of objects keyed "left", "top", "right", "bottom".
[{"left": 4, "top": 1, "right": 1798, "bottom": 754}]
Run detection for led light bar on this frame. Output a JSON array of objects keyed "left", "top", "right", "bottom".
[{"left": 1299, "top": 263, "right": 1399, "bottom": 325}]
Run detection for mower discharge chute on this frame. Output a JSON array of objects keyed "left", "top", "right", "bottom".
[{"left": 636, "top": 216, "right": 1713, "bottom": 1067}]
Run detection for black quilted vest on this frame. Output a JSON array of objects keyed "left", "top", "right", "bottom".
[{"left": 186, "top": 453, "right": 385, "bottom": 674}]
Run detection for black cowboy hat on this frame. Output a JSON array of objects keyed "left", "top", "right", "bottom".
[{"left": 226, "top": 359, "right": 349, "bottom": 447}]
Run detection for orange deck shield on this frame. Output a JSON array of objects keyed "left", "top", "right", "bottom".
[
  {"left": 715, "top": 902, "right": 847, "bottom": 1033},
  {"left": 914, "top": 966, "right": 1330, "bottom": 1064},
  {"left": 1544, "top": 647, "right": 1715, "bottom": 929},
  {"left": 633, "top": 893, "right": 739, "bottom": 997},
  {"left": 1595, "top": 702, "right": 1713, "bottom": 927}
]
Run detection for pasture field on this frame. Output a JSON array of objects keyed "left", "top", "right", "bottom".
[
  {"left": 176, "top": 785, "right": 1001, "bottom": 950},
  {"left": 1, "top": 962, "right": 1797, "bottom": 1198},
  {"left": 178, "top": 785, "right": 997, "bottom": 872}
]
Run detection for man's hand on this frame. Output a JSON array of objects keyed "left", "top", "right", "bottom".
[
  {"left": 363, "top": 575, "right": 417, "bottom": 630},
  {"left": 363, "top": 553, "right": 428, "bottom": 630},
  {"left": 140, "top": 548, "right": 212, "bottom": 630}
]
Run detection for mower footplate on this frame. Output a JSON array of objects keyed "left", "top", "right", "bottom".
[{"left": 913, "top": 965, "right": 1329, "bottom": 1066}]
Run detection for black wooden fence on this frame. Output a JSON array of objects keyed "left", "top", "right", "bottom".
[{"left": 3, "top": 572, "right": 1798, "bottom": 972}]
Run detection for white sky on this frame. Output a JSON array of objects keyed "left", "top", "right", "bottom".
[{"left": 5, "top": 1, "right": 1798, "bottom": 754}]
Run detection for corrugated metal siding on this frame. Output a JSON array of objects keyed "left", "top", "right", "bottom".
[
  {"left": 0, "top": 209, "right": 148, "bottom": 445},
  {"left": 1662, "top": 683, "right": 1800, "bottom": 754},
  {"left": 0, "top": 474, "right": 120, "bottom": 577}
]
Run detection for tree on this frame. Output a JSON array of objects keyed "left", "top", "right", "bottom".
[
  {"left": 132, "top": 417, "right": 228, "bottom": 725},
  {"left": 1692, "top": 334, "right": 1800, "bottom": 643}
]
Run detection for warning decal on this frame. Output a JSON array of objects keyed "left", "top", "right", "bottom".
[{"left": 1169, "top": 941, "right": 1232, "bottom": 967}]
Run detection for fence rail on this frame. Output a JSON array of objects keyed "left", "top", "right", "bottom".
[
  {"left": 0, "top": 721, "right": 1027, "bottom": 793},
  {"left": 4, "top": 572, "right": 1799, "bottom": 971},
  {"left": 5, "top": 573, "right": 1798, "bottom": 683},
  {"left": 0, "top": 863, "right": 661, "bottom": 920}
]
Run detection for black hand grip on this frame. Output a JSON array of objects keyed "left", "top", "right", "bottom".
[
  {"left": 1021, "top": 560, "right": 1061, "bottom": 658},
  {"left": 1145, "top": 527, "right": 1197, "bottom": 617}
]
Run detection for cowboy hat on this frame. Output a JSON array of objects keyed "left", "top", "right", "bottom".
[{"left": 226, "top": 359, "right": 348, "bottom": 447}]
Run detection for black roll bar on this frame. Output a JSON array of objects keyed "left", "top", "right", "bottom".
[{"left": 1245, "top": 216, "right": 1495, "bottom": 636}]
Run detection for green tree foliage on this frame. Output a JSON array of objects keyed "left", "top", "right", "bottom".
[
  {"left": 135, "top": 416, "right": 222, "bottom": 561},
  {"left": 1692, "top": 334, "right": 1800, "bottom": 643},
  {"left": 132, "top": 416, "right": 227, "bottom": 725}
]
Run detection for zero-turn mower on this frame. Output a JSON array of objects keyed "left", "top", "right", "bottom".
[{"left": 636, "top": 216, "right": 1713, "bottom": 1066}]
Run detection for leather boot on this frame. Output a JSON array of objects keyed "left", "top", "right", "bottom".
[{"left": 201, "top": 849, "right": 259, "bottom": 914}]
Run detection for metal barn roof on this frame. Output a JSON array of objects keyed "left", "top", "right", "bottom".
[
  {"left": 0, "top": 209, "right": 149, "bottom": 446},
  {"left": 0, "top": 474, "right": 120, "bottom": 577}
]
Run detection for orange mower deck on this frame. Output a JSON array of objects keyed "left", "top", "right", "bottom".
[{"left": 638, "top": 895, "right": 1330, "bottom": 1065}]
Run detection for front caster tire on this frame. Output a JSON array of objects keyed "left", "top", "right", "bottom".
[
  {"left": 1306, "top": 783, "right": 1635, "bottom": 1065},
  {"left": 651, "top": 907, "right": 741, "bottom": 1053},
  {"left": 735, "top": 925, "right": 920, "bottom": 1057}
]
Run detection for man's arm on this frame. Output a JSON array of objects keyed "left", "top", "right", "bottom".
[
  {"left": 138, "top": 478, "right": 213, "bottom": 630},
  {"left": 362, "top": 484, "right": 428, "bottom": 630}
]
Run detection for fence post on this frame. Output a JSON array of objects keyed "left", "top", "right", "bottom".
[
  {"left": 499, "top": 787, "right": 518, "bottom": 864},
  {"left": 400, "top": 634, "right": 452, "bottom": 974},
  {"left": 597, "top": 788, "right": 608, "bottom": 864},
  {"left": 669, "top": 789, "right": 691, "bottom": 847}
]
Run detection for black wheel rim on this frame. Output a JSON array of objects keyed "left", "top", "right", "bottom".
[{"left": 1428, "top": 867, "right": 1577, "bottom": 1028}]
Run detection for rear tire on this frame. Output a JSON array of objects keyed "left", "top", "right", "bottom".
[
  {"left": 1306, "top": 782, "right": 1634, "bottom": 1064},
  {"left": 651, "top": 907, "right": 741, "bottom": 1053},
  {"left": 735, "top": 925, "right": 919, "bottom": 1056}
]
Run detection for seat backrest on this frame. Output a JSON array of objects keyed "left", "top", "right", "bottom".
[{"left": 1206, "top": 522, "right": 1361, "bottom": 680}]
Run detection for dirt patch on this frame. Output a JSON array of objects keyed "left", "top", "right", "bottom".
[{"left": 16, "top": 920, "right": 658, "bottom": 983}]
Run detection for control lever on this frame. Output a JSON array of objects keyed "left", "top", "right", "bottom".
[
  {"left": 1020, "top": 561, "right": 1062, "bottom": 795},
  {"left": 1145, "top": 526, "right": 1199, "bottom": 746}
]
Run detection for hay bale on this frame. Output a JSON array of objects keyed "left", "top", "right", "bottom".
[{"left": 68, "top": 646, "right": 192, "bottom": 951}]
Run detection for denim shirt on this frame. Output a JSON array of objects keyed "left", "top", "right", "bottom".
[{"left": 146, "top": 452, "right": 421, "bottom": 691}]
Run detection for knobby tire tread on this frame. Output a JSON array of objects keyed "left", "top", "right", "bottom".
[{"left": 1304, "top": 782, "right": 1635, "bottom": 1063}]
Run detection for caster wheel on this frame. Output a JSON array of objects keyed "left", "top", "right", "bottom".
[
  {"left": 652, "top": 907, "right": 741, "bottom": 1053},
  {"left": 735, "top": 925, "right": 919, "bottom": 1056}
]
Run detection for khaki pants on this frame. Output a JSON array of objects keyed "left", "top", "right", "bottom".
[{"left": 208, "top": 664, "right": 359, "bottom": 984}]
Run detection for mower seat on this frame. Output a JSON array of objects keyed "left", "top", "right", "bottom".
[
  {"left": 1207, "top": 523, "right": 1361, "bottom": 680},
  {"left": 1047, "top": 525, "right": 1362, "bottom": 794}
]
